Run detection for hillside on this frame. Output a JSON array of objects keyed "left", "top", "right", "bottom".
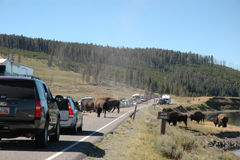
[
  {"left": 1, "top": 34, "right": 240, "bottom": 97},
  {"left": 0, "top": 53, "right": 144, "bottom": 101}
]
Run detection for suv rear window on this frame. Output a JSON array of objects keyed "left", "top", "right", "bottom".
[
  {"left": 57, "top": 99, "right": 69, "bottom": 110},
  {"left": 0, "top": 80, "right": 35, "bottom": 99}
]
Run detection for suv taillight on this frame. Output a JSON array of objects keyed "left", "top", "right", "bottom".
[
  {"left": 67, "top": 99, "right": 74, "bottom": 116},
  {"left": 35, "top": 100, "right": 42, "bottom": 118}
]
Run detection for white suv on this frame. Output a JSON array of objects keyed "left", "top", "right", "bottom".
[{"left": 55, "top": 95, "right": 83, "bottom": 134}]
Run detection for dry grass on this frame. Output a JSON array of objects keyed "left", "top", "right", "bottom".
[
  {"left": 86, "top": 104, "right": 240, "bottom": 160},
  {"left": 86, "top": 110, "right": 166, "bottom": 160},
  {"left": 170, "top": 94, "right": 212, "bottom": 105}
]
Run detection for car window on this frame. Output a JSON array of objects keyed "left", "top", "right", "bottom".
[
  {"left": 0, "top": 66, "right": 5, "bottom": 75},
  {"left": 42, "top": 83, "right": 52, "bottom": 100},
  {"left": 0, "top": 79, "right": 35, "bottom": 99},
  {"left": 47, "top": 88, "right": 53, "bottom": 100},
  {"left": 57, "top": 99, "right": 68, "bottom": 110},
  {"left": 35, "top": 81, "right": 45, "bottom": 100},
  {"left": 69, "top": 98, "right": 75, "bottom": 109}
]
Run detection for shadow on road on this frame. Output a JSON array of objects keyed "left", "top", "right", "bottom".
[
  {"left": 0, "top": 140, "right": 105, "bottom": 159},
  {"left": 0, "top": 131, "right": 104, "bottom": 154},
  {"left": 60, "top": 129, "right": 104, "bottom": 136}
]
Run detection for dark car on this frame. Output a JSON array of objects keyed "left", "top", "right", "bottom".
[
  {"left": 55, "top": 95, "right": 83, "bottom": 134},
  {"left": 0, "top": 76, "right": 60, "bottom": 148}
]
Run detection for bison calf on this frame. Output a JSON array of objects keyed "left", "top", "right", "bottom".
[
  {"left": 190, "top": 111, "right": 205, "bottom": 124},
  {"left": 167, "top": 111, "right": 188, "bottom": 127}
]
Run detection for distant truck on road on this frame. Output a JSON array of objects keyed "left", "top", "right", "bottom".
[
  {"left": 0, "top": 58, "right": 34, "bottom": 76},
  {"left": 160, "top": 95, "right": 171, "bottom": 104},
  {"left": 157, "top": 95, "right": 171, "bottom": 104},
  {"left": 132, "top": 93, "right": 142, "bottom": 104}
]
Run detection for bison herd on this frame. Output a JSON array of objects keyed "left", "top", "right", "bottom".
[
  {"left": 163, "top": 108, "right": 228, "bottom": 128},
  {"left": 81, "top": 97, "right": 120, "bottom": 118}
]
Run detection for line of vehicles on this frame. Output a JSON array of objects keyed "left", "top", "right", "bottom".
[
  {"left": 0, "top": 75, "right": 83, "bottom": 148},
  {"left": 157, "top": 95, "right": 171, "bottom": 105},
  {"left": 0, "top": 58, "right": 84, "bottom": 148},
  {"left": 78, "top": 93, "right": 157, "bottom": 111},
  {"left": 0, "top": 58, "right": 165, "bottom": 148}
]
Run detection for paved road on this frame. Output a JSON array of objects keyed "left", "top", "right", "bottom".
[{"left": 0, "top": 100, "right": 153, "bottom": 160}]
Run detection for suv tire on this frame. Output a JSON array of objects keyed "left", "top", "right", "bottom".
[
  {"left": 35, "top": 120, "right": 48, "bottom": 148},
  {"left": 49, "top": 119, "right": 60, "bottom": 142},
  {"left": 70, "top": 119, "right": 78, "bottom": 134}
]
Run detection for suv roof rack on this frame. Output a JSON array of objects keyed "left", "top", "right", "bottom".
[
  {"left": 30, "top": 76, "right": 41, "bottom": 80},
  {"left": 0, "top": 74, "right": 41, "bottom": 80}
]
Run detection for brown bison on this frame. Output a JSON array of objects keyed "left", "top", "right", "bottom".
[
  {"left": 166, "top": 111, "right": 188, "bottom": 127},
  {"left": 190, "top": 111, "right": 205, "bottom": 124},
  {"left": 94, "top": 97, "right": 111, "bottom": 110},
  {"left": 94, "top": 98, "right": 107, "bottom": 118},
  {"left": 94, "top": 97, "right": 120, "bottom": 118},
  {"left": 212, "top": 113, "right": 228, "bottom": 127},
  {"left": 108, "top": 98, "right": 120, "bottom": 113},
  {"left": 81, "top": 99, "right": 94, "bottom": 113}
]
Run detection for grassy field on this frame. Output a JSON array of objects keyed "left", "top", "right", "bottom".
[
  {"left": 85, "top": 101, "right": 240, "bottom": 160},
  {"left": 84, "top": 96, "right": 240, "bottom": 160}
]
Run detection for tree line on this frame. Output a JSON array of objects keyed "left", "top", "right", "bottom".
[{"left": 0, "top": 34, "right": 240, "bottom": 97}]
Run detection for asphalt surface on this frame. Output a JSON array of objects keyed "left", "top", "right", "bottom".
[{"left": 0, "top": 100, "right": 153, "bottom": 160}]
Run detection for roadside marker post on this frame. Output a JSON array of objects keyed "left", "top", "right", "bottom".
[
  {"left": 157, "top": 112, "right": 169, "bottom": 135},
  {"left": 132, "top": 103, "right": 137, "bottom": 121}
]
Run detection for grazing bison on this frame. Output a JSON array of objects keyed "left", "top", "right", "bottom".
[
  {"left": 212, "top": 114, "right": 228, "bottom": 127},
  {"left": 190, "top": 111, "right": 205, "bottom": 124},
  {"left": 166, "top": 111, "right": 188, "bottom": 127},
  {"left": 81, "top": 99, "right": 94, "bottom": 113}
]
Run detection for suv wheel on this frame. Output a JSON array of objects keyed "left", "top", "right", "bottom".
[
  {"left": 49, "top": 119, "right": 60, "bottom": 142},
  {"left": 35, "top": 120, "right": 48, "bottom": 148},
  {"left": 70, "top": 119, "right": 78, "bottom": 134}
]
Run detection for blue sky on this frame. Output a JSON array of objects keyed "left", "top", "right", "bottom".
[{"left": 1, "top": 0, "right": 240, "bottom": 70}]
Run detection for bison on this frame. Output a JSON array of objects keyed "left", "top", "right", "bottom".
[
  {"left": 94, "top": 97, "right": 111, "bottom": 110},
  {"left": 190, "top": 111, "right": 205, "bottom": 124},
  {"left": 163, "top": 108, "right": 174, "bottom": 112},
  {"left": 94, "top": 98, "right": 107, "bottom": 118},
  {"left": 108, "top": 98, "right": 120, "bottom": 113},
  {"left": 212, "top": 113, "right": 228, "bottom": 127},
  {"left": 81, "top": 99, "right": 94, "bottom": 113},
  {"left": 166, "top": 111, "right": 188, "bottom": 127},
  {"left": 94, "top": 97, "right": 120, "bottom": 118}
]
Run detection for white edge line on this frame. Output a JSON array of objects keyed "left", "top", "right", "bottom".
[{"left": 45, "top": 109, "right": 133, "bottom": 160}]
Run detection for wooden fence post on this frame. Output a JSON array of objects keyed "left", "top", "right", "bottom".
[{"left": 132, "top": 103, "right": 137, "bottom": 121}]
